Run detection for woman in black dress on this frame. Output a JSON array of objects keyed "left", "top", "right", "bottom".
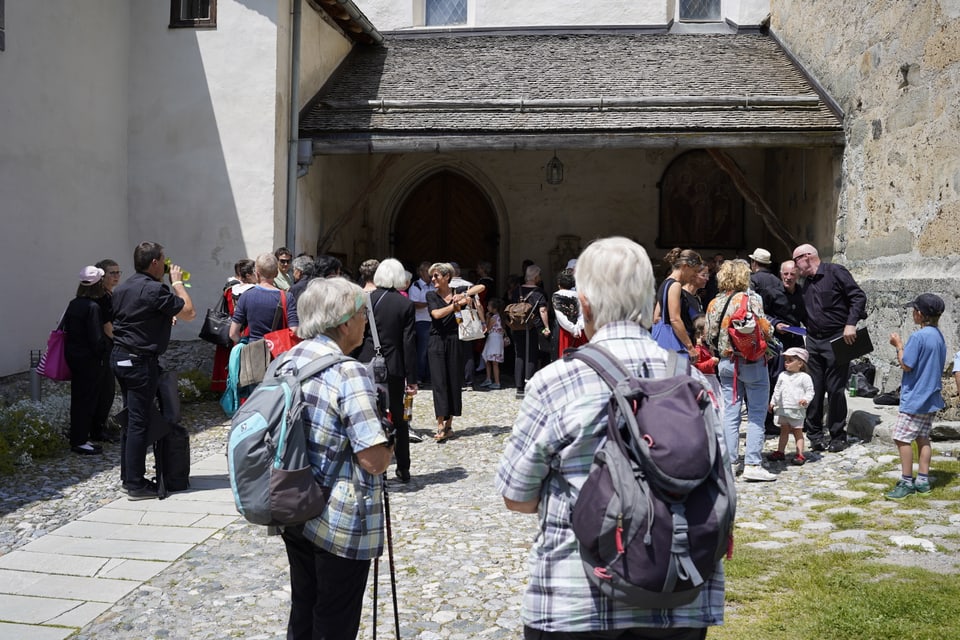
[{"left": 426, "top": 262, "right": 485, "bottom": 441}]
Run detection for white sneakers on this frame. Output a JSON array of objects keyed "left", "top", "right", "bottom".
[{"left": 742, "top": 465, "right": 777, "bottom": 482}]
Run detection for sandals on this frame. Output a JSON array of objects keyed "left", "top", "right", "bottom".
[{"left": 434, "top": 418, "right": 453, "bottom": 442}]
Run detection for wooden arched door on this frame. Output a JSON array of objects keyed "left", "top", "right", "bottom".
[{"left": 392, "top": 171, "right": 499, "bottom": 279}]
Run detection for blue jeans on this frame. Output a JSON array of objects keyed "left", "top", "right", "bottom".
[
  {"left": 111, "top": 349, "right": 160, "bottom": 488},
  {"left": 718, "top": 357, "right": 769, "bottom": 466}
]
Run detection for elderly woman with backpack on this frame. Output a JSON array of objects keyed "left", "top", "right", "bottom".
[
  {"left": 276, "top": 276, "right": 394, "bottom": 640},
  {"left": 706, "top": 259, "right": 776, "bottom": 482}
]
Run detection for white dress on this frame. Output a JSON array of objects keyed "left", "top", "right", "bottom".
[{"left": 482, "top": 314, "right": 505, "bottom": 363}]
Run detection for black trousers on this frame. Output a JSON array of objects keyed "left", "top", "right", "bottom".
[
  {"left": 386, "top": 374, "right": 410, "bottom": 473},
  {"left": 804, "top": 335, "right": 850, "bottom": 444},
  {"left": 524, "top": 626, "right": 708, "bottom": 640},
  {"left": 66, "top": 355, "right": 108, "bottom": 447},
  {"left": 282, "top": 526, "right": 372, "bottom": 640},
  {"left": 427, "top": 333, "right": 462, "bottom": 418},
  {"left": 513, "top": 329, "right": 538, "bottom": 392}
]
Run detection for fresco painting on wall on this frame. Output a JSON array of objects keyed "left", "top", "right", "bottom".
[{"left": 658, "top": 150, "right": 744, "bottom": 250}]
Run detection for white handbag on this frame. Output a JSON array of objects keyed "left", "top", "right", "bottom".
[{"left": 458, "top": 298, "right": 485, "bottom": 342}]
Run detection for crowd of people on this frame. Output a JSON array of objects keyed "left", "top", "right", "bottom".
[{"left": 56, "top": 237, "right": 958, "bottom": 639}]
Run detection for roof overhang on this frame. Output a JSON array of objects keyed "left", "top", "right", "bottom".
[{"left": 300, "top": 29, "right": 845, "bottom": 154}]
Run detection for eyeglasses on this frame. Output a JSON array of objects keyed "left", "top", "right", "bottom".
[
  {"left": 279, "top": 259, "right": 291, "bottom": 265},
  {"left": 793, "top": 252, "right": 812, "bottom": 262}
]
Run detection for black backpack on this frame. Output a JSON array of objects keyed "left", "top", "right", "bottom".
[{"left": 562, "top": 343, "right": 737, "bottom": 608}]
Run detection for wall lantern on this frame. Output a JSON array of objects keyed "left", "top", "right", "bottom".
[{"left": 546, "top": 150, "right": 564, "bottom": 185}]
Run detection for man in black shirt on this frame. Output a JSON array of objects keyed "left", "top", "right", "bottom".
[
  {"left": 792, "top": 244, "right": 867, "bottom": 453},
  {"left": 111, "top": 242, "right": 195, "bottom": 499}
]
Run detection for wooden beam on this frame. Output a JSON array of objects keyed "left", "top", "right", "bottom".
[{"left": 706, "top": 148, "right": 799, "bottom": 250}]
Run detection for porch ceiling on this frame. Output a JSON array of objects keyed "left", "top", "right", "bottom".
[{"left": 300, "top": 30, "right": 845, "bottom": 154}]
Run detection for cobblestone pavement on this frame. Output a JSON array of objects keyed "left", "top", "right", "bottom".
[{"left": 2, "top": 387, "right": 960, "bottom": 639}]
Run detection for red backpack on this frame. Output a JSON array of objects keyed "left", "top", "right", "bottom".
[{"left": 726, "top": 293, "right": 767, "bottom": 361}]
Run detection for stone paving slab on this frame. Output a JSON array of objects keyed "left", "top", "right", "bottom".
[
  {"left": 0, "top": 620, "right": 74, "bottom": 640},
  {"left": 0, "top": 592, "right": 82, "bottom": 624},
  {"left": 52, "top": 520, "right": 218, "bottom": 544},
  {"left": 19, "top": 534, "right": 195, "bottom": 562},
  {"left": 0, "top": 568, "right": 139, "bottom": 602},
  {"left": 0, "top": 550, "right": 108, "bottom": 577}
]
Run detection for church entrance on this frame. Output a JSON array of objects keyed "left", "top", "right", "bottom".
[{"left": 392, "top": 170, "right": 499, "bottom": 280}]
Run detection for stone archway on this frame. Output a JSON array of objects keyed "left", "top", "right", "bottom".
[{"left": 391, "top": 170, "right": 500, "bottom": 279}]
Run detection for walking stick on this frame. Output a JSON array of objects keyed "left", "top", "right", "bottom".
[
  {"left": 372, "top": 555, "right": 379, "bottom": 640},
  {"left": 383, "top": 479, "right": 401, "bottom": 638}
]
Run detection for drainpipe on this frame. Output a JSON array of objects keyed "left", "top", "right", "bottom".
[{"left": 285, "top": 0, "right": 303, "bottom": 251}]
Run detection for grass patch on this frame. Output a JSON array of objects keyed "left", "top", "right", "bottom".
[{"left": 715, "top": 548, "right": 960, "bottom": 640}]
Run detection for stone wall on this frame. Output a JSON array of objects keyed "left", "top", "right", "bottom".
[{"left": 771, "top": 0, "right": 960, "bottom": 366}]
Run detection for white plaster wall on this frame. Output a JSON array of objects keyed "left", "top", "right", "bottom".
[
  {"left": 295, "top": 5, "right": 357, "bottom": 256},
  {"left": 352, "top": 0, "right": 768, "bottom": 30},
  {"left": 478, "top": 0, "right": 670, "bottom": 27},
  {"left": 127, "top": 0, "right": 283, "bottom": 339},
  {"left": 0, "top": 1, "right": 130, "bottom": 376}
]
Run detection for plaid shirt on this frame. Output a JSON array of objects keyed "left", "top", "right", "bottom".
[
  {"left": 495, "top": 321, "right": 725, "bottom": 632},
  {"left": 279, "top": 336, "right": 389, "bottom": 561}
]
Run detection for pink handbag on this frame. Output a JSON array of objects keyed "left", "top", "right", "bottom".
[{"left": 37, "top": 313, "right": 71, "bottom": 381}]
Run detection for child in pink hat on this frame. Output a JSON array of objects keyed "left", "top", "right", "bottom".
[{"left": 768, "top": 347, "right": 814, "bottom": 465}]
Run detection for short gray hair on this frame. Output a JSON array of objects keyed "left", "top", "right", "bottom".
[
  {"left": 255, "top": 252, "right": 278, "bottom": 279},
  {"left": 292, "top": 255, "right": 314, "bottom": 277},
  {"left": 524, "top": 264, "right": 541, "bottom": 283},
  {"left": 374, "top": 258, "right": 407, "bottom": 289},
  {"left": 295, "top": 277, "right": 365, "bottom": 340},
  {"left": 576, "top": 236, "right": 655, "bottom": 330}
]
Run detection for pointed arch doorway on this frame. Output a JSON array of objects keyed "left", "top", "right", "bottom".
[{"left": 392, "top": 170, "right": 500, "bottom": 279}]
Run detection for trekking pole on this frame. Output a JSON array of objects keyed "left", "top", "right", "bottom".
[
  {"left": 372, "top": 555, "right": 379, "bottom": 640},
  {"left": 383, "top": 478, "right": 401, "bottom": 639}
]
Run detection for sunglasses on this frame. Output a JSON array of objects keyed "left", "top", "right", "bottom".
[
  {"left": 279, "top": 259, "right": 291, "bottom": 265},
  {"left": 430, "top": 273, "right": 445, "bottom": 280}
]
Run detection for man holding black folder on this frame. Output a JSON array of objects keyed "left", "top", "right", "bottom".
[{"left": 793, "top": 244, "right": 868, "bottom": 452}]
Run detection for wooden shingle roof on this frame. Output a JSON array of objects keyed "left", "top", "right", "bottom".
[{"left": 300, "top": 31, "right": 844, "bottom": 153}]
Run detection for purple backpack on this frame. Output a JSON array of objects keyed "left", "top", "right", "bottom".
[{"left": 563, "top": 344, "right": 736, "bottom": 608}]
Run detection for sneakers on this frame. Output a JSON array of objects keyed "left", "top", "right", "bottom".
[
  {"left": 768, "top": 451, "right": 786, "bottom": 462},
  {"left": 489, "top": 383, "right": 500, "bottom": 390},
  {"left": 810, "top": 439, "right": 826, "bottom": 452},
  {"left": 124, "top": 480, "right": 158, "bottom": 501},
  {"left": 71, "top": 442, "right": 103, "bottom": 455},
  {"left": 477, "top": 379, "right": 493, "bottom": 389},
  {"left": 742, "top": 465, "right": 777, "bottom": 482},
  {"left": 791, "top": 453, "right": 806, "bottom": 466},
  {"left": 827, "top": 438, "right": 847, "bottom": 453},
  {"left": 408, "top": 431, "right": 424, "bottom": 444},
  {"left": 885, "top": 479, "right": 916, "bottom": 500},
  {"left": 914, "top": 480, "right": 932, "bottom": 494}
]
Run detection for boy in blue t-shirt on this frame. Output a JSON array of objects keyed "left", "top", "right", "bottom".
[{"left": 885, "top": 293, "right": 947, "bottom": 500}]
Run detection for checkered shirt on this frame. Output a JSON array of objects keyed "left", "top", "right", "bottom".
[
  {"left": 279, "top": 336, "right": 389, "bottom": 561},
  {"left": 495, "top": 321, "right": 725, "bottom": 633}
]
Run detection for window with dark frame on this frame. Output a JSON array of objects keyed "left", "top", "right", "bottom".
[{"left": 170, "top": 0, "right": 217, "bottom": 29}]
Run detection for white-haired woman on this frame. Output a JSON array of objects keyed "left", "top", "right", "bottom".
[
  {"left": 357, "top": 258, "right": 419, "bottom": 482},
  {"left": 277, "top": 276, "right": 394, "bottom": 640},
  {"left": 497, "top": 236, "right": 728, "bottom": 637}
]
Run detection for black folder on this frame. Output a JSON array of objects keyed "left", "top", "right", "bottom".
[{"left": 831, "top": 327, "right": 874, "bottom": 364}]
